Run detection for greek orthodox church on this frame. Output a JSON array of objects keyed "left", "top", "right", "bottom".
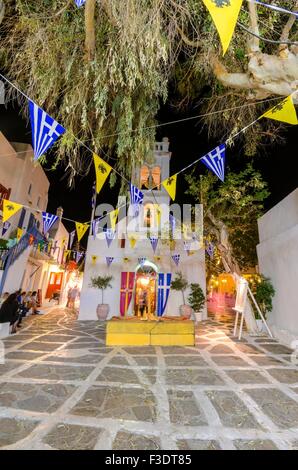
[{"left": 79, "top": 138, "right": 206, "bottom": 320}]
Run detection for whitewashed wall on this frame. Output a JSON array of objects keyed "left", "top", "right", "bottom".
[{"left": 257, "top": 188, "right": 298, "bottom": 347}]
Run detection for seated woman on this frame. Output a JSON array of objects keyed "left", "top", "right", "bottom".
[{"left": 0, "top": 293, "right": 20, "bottom": 334}]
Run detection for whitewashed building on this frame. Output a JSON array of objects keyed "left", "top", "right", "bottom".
[
  {"left": 257, "top": 188, "right": 298, "bottom": 347},
  {"left": 0, "top": 132, "right": 69, "bottom": 302},
  {"left": 79, "top": 138, "right": 206, "bottom": 321}
]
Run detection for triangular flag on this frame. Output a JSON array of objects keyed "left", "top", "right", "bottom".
[
  {"left": 105, "top": 228, "right": 115, "bottom": 247},
  {"left": 17, "top": 228, "right": 24, "bottom": 242},
  {"left": 172, "top": 254, "right": 180, "bottom": 266},
  {"left": 201, "top": 144, "right": 226, "bottom": 182},
  {"left": 93, "top": 153, "right": 113, "bottom": 194},
  {"left": 149, "top": 236, "right": 158, "bottom": 253},
  {"left": 42, "top": 212, "right": 59, "bottom": 234},
  {"left": 75, "top": 0, "right": 86, "bottom": 7},
  {"left": 29, "top": 100, "right": 65, "bottom": 160},
  {"left": 106, "top": 257, "right": 114, "bottom": 267},
  {"left": 69, "top": 230, "right": 75, "bottom": 248},
  {"left": 91, "top": 255, "right": 97, "bottom": 265},
  {"left": 76, "top": 251, "right": 84, "bottom": 264},
  {"left": 2, "top": 200, "right": 23, "bottom": 223},
  {"left": 262, "top": 96, "right": 298, "bottom": 125},
  {"left": 110, "top": 209, "right": 119, "bottom": 231},
  {"left": 129, "top": 235, "right": 137, "bottom": 249},
  {"left": 162, "top": 174, "right": 177, "bottom": 201},
  {"left": 75, "top": 222, "right": 89, "bottom": 242},
  {"left": 2, "top": 221, "right": 10, "bottom": 236},
  {"left": 202, "top": 0, "right": 243, "bottom": 55}
]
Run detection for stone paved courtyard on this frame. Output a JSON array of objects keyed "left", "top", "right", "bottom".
[{"left": 1, "top": 307, "right": 298, "bottom": 450}]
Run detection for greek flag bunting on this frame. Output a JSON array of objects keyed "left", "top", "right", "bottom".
[
  {"left": 157, "top": 273, "right": 172, "bottom": 317},
  {"left": 69, "top": 230, "right": 75, "bottom": 249},
  {"left": 2, "top": 221, "right": 10, "bottom": 236},
  {"left": 129, "top": 184, "right": 144, "bottom": 217},
  {"left": 75, "top": 0, "right": 86, "bottom": 7},
  {"left": 149, "top": 236, "right": 158, "bottom": 253},
  {"left": 105, "top": 228, "right": 115, "bottom": 248},
  {"left": 42, "top": 212, "right": 59, "bottom": 235},
  {"left": 201, "top": 144, "right": 226, "bottom": 182},
  {"left": 106, "top": 257, "right": 114, "bottom": 267},
  {"left": 206, "top": 241, "right": 214, "bottom": 258},
  {"left": 76, "top": 251, "right": 84, "bottom": 264},
  {"left": 172, "top": 254, "right": 180, "bottom": 266},
  {"left": 29, "top": 101, "right": 65, "bottom": 161}
]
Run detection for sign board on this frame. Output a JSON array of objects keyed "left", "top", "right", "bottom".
[{"left": 234, "top": 277, "right": 248, "bottom": 313}]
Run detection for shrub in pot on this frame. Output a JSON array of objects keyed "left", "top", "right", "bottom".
[
  {"left": 171, "top": 272, "right": 192, "bottom": 317},
  {"left": 89, "top": 275, "right": 113, "bottom": 320},
  {"left": 253, "top": 276, "right": 275, "bottom": 331},
  {"left": 188, "top": 283, "right": 205, "bottom": 323}
]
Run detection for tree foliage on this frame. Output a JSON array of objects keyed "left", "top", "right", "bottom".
[
  {"left": 0, "top": 1, "right": 297, "bottom": 181},
  {"left": 186, "top": 163, "right": 270, "bottom": 272}
]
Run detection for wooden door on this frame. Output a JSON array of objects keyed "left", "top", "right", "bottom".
[{"left": 45, "top": 272, "right": 63, "bottom": 299}]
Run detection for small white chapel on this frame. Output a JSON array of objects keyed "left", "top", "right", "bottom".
[{"left": 79, "top": 137, "right": 206, "bottom": 320}]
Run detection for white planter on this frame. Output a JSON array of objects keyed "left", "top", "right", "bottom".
[
  {"left": 256, "top": 319, "right": 265, "bottom": 332},
  {"left": 96, "top": 304, "right": 109, "bottom": 321},
  {"left": 194, "top": 312, "right": 202, "bottom": 323}
]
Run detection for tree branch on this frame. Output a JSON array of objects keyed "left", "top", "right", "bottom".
[
  {"left": 279, "top": 1, "right": 298, "bottom": 55},
  {"left": 177, "top": 25, "right": 201, "bottom": 48},
  {"left": 0, "top": 0, "right": 5, "bottom": 25},
  {"left": 247, "top": 0, "right": 260, "bottom": 53},
  {"left": 85, "top": 0, "right": 96, "bottom": 61}
]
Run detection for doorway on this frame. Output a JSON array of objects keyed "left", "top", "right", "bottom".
[
  {"left": 134, "top": 262, "right": 158, "bottom": 318},
  {"left": 45, "top": 271, "right": 63, "bottom": 299}
]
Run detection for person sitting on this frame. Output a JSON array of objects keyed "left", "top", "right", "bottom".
[
  {"left": 17, "top": 291, "right": 29, "bottom": 327},
  {"left": 0, "top": 293, "right": 20, "bottom": 334},
  {"left": 30, "top": 291, "right": 40, "bottom": 315}
]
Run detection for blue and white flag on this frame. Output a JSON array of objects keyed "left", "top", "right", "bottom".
[
  {"left": 75, "top": 0, "right": 86, "bottom": 7},
  {"left": 138, "top": 257, "right": 146, "bottom": 267},
  {"left": 69, "top": 230, "right": 75, "bottom": 249},
  {"left": 29, "top": 101, "right": 65, "bottom": 161},
  {"left": 201, "top": 144, "right": 226, "bottom": 182},
  {"left": 157, "top": 273, "right": 172, "bottom": 317},
  {"left": 42, "top": 212, "right": 59, "bottom": 235},
  {"left": 91, "top": 181, "right": 96, "bottom": 210},
  {"left": 76, "top": 251, "right": 84, "bottom": 264},
  {"left": 105, "top": 228, "right": 115, "bottom": 248},
  {"left": 172, "top": 254, "right": 180, "bottom": 266},
  {"left": 149, "top": 236, "right": 158, "bottom": 253},
  {"left": 106, "top": 257, "right": 114, "bottom": 267},
  {"left": 2, "top": 221, "right": 10, "bottom": 236},
  {"left": 206, "top": 241, "right": 214, "bottom": 258},
  {"left": 169, "top": 214, "right": 176, "bottom": 232},
  {"left": 129, "top": 183, "right": 144, "bottom": 217}
]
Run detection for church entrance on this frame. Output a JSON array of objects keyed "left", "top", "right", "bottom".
[{"left": 134, "top": 262, "right": 157, "bottom": 318}]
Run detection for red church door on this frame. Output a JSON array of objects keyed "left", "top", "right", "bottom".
[{"left": 46, "top": 272, "right": 63, "bottom": 299}]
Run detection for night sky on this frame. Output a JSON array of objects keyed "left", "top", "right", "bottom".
[{"left": 0, "top": 95, "right": 297, "bottom": 238}]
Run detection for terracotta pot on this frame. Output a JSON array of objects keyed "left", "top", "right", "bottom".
[
  {"left": 179, "top": 304, "right": 193, "bottom": 318},
  {"left": 96, "top": 304, "right": 109, "bottom": 321}
]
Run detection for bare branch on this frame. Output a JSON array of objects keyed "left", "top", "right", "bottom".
[
  {"left": 85, "top": 0, "right": 96, "bottom": 61},
  {"left": 0, "top": 0, "right": 5, "bottom": 25},
  {"left": 247, "top": 0, "right": 260, "bottom": 53},
  {"left": 279, "top": 1, "right": 298, "bottom": 55}
]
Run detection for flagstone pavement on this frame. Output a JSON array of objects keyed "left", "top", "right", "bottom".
[{"left": 1, "top": 307, "right": 298, "bottom": 450}]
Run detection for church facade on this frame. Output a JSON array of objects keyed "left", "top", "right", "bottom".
[{"left": 79, "top": 138, "right": 206, "bottom": 321}]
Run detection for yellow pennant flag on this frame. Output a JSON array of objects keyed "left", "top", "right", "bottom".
[
  {"left": 154, "top": 204, "right": 162, "bottom": 226},
  {"left": 75, "top": 222, "right": 89, "bottom": 242},
  {"left": 110, "top": 209, "right": 119, "bottom": 231},
  {"left": 202, "top": 0, "right": 243, "bottom": 55},
  {"left": 17, "top": 228, "right": 23, "bottom": 242},
  {"left": 162, "top": 174, "right": 177, "bottom": 201},
  {"left": 262, "top": 96, "right": 298, "bottom": 125},
  {"left": 91, "top": 255, "right": 98, "bottom": 265},
  {"left": 2, "top": 199, "right": 23, "bottom": 223},
  {"left": 128, "top": 236, "right": 137, "bottom": 249},
  {"left": 93, "top": 153, "right": 113, "bottom": 194}
]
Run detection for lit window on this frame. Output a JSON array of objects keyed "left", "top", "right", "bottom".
[
  {"left": 140, "top": 165, "right": 149, "bottom": 189},
  {"left": 144, "top": 203, "right": 155, "bottom": 228}
]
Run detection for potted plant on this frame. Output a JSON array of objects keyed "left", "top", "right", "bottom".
[
  {"left": 254, "top": 276, "right": 275, "bottom": 331},
  {"left": 188, "top": 283, "right": 205, "bottom": 323},
  {"left": 171, "top": 272, "right": 192, "bottom": 318},
  {"left": 90, "top": 275, "right": 113, "bottom": 320}
]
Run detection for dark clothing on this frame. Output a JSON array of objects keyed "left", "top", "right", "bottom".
[{"left": 0, "top": 300, "right": 19, "bottom": 325}]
